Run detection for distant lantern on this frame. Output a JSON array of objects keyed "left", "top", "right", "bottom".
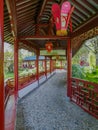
[{"left": 45, "top": 42, "right": 53, "bottom": 52}]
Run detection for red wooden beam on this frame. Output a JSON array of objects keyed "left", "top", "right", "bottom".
[
  {"left": 40, "top": 47, "right": 66, "bottom": 50},
  {"left": 0, "top": 0, "right": 5, "bottom": 129},
  {"left": 19, "top": 35, "right": 70, "bottom": 40},
  {"left": 67, "top": 39, "right": 72, "bottom": 98}
]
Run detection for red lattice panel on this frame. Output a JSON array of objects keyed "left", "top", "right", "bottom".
[{"left": 71, "top": 78, "right": 98, "bottom": 119}]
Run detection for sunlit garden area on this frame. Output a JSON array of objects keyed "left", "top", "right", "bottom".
[
  {"left": 4, "top": 36, "right": 98, "bottom": 84},
  {"left": 4, "top": 43, "right": 66, "bottom": 81},
  {"left": 72, "top": 36, "right": 98, "bottom": 83},
  {"left": 4, "top": 43, "right": 34, "bottom": 80}
]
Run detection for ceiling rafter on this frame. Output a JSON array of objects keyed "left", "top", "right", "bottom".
[
  {"left": 16, "top": 0, "right": 31, "bottom": 6},
  {"left": 4, "top": 0, "right": 98, "bottom": 56},
  {"left": 70, "top": 0, "right": 92, "bottom": 16},
  {"left": 38, "top": 0, "right": 48, "bottom": 19},
  {"left": 35, "top": 0, "right": 48, "bottom": 35},
  {"left": 19, "top": 27, "right": 35, "bottom": 35},
  {"left": 93, "top": 0, "right": 98, "bottom": 4},
  {"left": 17, "top": 16, "right": 34, "bottom": 24},
  {"left": 16, "top": 7, "right": 37, "bottom": 15},
  {"left": 27, "top": 40, "right": 40, "bottom": 50},
  {"left": 16, "top": 1, "right": 38, "bottom": 11},
  {"left": 17, "top": 18, "right": 34, "bottom": 25},
  {"left": 72, "top": 13, "right": 98, "bottom": 37},
  {"left": 77, "top": 0, "right": 97, "bottom": 13},
  {"left": 5, "top": 0, "right": 17, "bottom": 37},
  {"left": 69, "top": 0, "right": 88, "bottom": 18},
  {"left": 20, "top": 40, "right": 39, "bottom": 54},
  {"left": 72, "top": 15, "right": 82, "bottom": 24},
  {"left": 18, "top": 22, "right": 35, "bottom": 30},
  {"left": 17, "top": 10, "right": 35, "bottom": 18}
]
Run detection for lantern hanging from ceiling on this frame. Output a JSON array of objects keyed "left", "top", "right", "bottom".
[{"left": 45, "top": 42, "right": 53, "bottom": 52}]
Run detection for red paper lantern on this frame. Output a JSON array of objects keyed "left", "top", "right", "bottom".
[{"left": 45, "top": 42, "right": 53, "bottom": 52}]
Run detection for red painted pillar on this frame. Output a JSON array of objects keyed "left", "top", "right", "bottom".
[
  {"left": 45, "top": 56, "right": 47, "bottom": 79},
  {"left": 50, "top": 57, "right": 52, "bottom": 74},
  {"left": 60, "top": 60, "right": 62, "bottom": 69},
  {"left": 60, "top": 60, "right": 62, "bottom": 70},
  {"left": 67, "top": 39, "right": 72, "bottom": 98},
  {"left": 53, "top": 60, "right": 55, "bottom": 71},
  {"left": 36, "top": 54, "right": 39, "bottom": 86},
  {"left": 35, "top": 60, "right": 37, "bottom": 70},
  {"left": 51, "top": 59, "right": 53, "bottom": 72},
  {"left": 42, "top": 60, "right": 44, "bottom": 68},
  {"left": 0, "top": 0, "right": 5, "bottom": 129},
  {"left": 52, "top": 60, "right": 54, "bottom": 71},
  {"left": 14, "top": 39, "right": 18, "bottom": 98},
  {"left": 55, "top": 59, "right": 56, "bottom": 70}
]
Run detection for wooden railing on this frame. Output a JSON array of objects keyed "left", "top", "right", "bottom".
[
  {"left": 71, "top": 78, "right": 98, "bottom": 119},
  {"left": 6, "top": 73, "right": 37, "bottom": 90},
  {"left": 4, "top": 86, "right": 13, "bottom": 107},
  {"left": 4, "top": 69, "right": 57, "bottom": 107},
  {"left": 39, "top": 71, "right": 45, "bottom": 78},
  {"left": 4, "top": 73, "right": 36, "bottom": 107},
  {"left": 4, "top": 69, "right": 55, "bottom": 130},
  {"left": 4, "top": 72, "right": 45, "bottom": 106}
]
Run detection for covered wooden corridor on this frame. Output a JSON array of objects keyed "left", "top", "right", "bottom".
[{"left": 0, "top": 0, "right": 98, "bottom": 130}]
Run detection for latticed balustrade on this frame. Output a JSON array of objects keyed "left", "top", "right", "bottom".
[{"left": 71, "top": 78, "right": 98, "bottom": 119}]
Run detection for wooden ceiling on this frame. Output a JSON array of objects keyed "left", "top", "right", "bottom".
[{"left": 4, "top": 0, "right": 98, "bottom": 55}]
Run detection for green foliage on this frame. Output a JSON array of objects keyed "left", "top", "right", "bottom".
[
  {"left": 72, "top": 64, "right": 98, "bottom": 84},
  {"left": 84, "top": 66, "right": 98, "bottom": 83},
  {"left": 72, "top": 64, "right": 85, "bottom": 79},
  {"left": 4, "top": 72, "right": 14, "bottom": 79},
  {"left": 88, "top": 52, "right": 96, "bottom": 67},
  {"left": 72, "top": 45, "right": 89, "bottom": 64}
]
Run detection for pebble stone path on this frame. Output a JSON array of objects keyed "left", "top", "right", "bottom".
[{"left": 16, "top": 72, "right": 98, "bottom": 130}]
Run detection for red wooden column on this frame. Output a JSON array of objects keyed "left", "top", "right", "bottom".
[
  {"left": 50, "top": 57, "right": 52, "bottom": 74},
  {"left": 61, "top": 60, "right": 62, "bottom": 69},
  {"left": 0, "top": 0, "right": 5, "bottom": 129},
  {"left": 35, "top": 60, "right": 37, "bottom": 67},
  {"left": 14, "top": 39, "right": 18, "bottom": 98},
  {"left": 45, "top": 56, "right": 47, "bottom": 79},
  {"left": 42, "top": 60, "right": 44, "bottom": 68},
  {"left": 53, "top": 60, "right": 55, "bottom": 71},
  {"left": 55, "top": 60, "right": 56, "bottom": 70},
  {"left": 67, "top": 39, "right": 72, "bottom": 98},
  {"left": 60, "top": 60, "right": 62, "bottom": 69},
  {"left": 36, "top": 54, "right": 39, "bottom": 86},
  {"left": 51, "top": 59, "right": 53, "bottom": 72}
]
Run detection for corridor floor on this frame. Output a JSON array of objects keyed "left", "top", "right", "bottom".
[{"left": 16, "top": 72, "right": 98, "bottom": 130}]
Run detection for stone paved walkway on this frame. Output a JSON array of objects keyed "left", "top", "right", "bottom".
[{"left": 16, "top": 72, "right": 98, "bottom": 130}]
